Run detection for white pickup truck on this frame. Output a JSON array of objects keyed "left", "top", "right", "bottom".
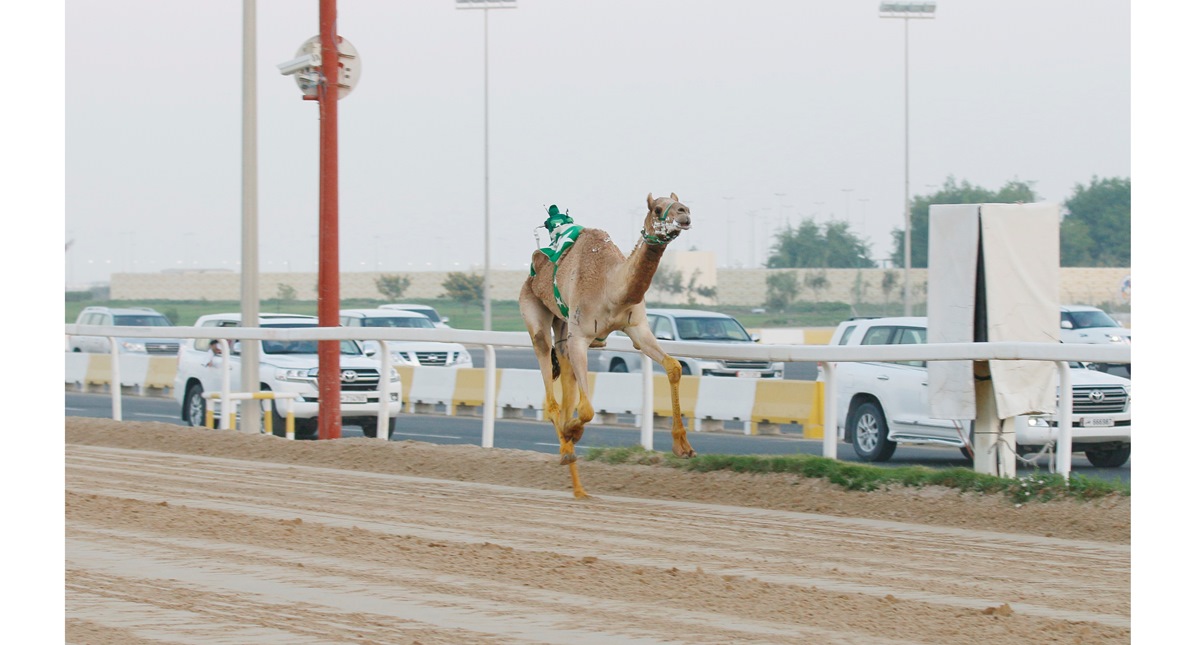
[
  {"left": 821, "top": 316, "right": 1132, "bottom": 467},
  {"left": 172, "top": 313, "right": 403, "bottom": 440}
]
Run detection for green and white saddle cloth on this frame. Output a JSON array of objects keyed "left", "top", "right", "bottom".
[{"left": 530, "top": 205, "right": 583, "bottom": 317}]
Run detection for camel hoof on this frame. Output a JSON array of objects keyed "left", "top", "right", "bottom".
[
  {"left": 673, "top": 447, "right": 697, "bottom": 459},
  {"left": 559, "top": 453, "right": 577, "bottom": 465},
  {"left": 574, "top": 490, "right": 592, "bottom": 499}
]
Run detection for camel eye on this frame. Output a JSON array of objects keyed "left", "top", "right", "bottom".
[{"left": 655, "top": 207, "right": 663, "bottom": 215}]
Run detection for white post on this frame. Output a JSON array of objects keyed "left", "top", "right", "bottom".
[
  {"left": 1055, "top": 361, "right": 1074, "bottom": 478},
  {"left": 376, "top": 340, "right": 392, "bottom": 441},
  {"left": 482, "top": 345, "right": 497, "bottom": 447},
  {"left": 822, "top": 363, "right": 838, "bottom": 459},
  {"left": 108, "top": 337, "right": 122, "bottom": 421},
  {"left": 220, "top": 339, "right": 233, "bottom": 430},
  {"left": 640, "top": 354, "right": 654, "bottom": 450}
]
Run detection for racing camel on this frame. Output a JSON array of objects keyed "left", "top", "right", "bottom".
[{"left": 519, "top": 193, "right": 695, "bottom": 498}]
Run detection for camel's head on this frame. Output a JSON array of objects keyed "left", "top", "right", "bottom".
[{"left": 642, "top": 192, "right": 691, "bottom": 245}]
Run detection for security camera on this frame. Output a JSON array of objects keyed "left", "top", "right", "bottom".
[{"left": 277, "top": 54, "right": 319, "bottom": 76}]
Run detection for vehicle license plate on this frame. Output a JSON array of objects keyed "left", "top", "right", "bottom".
[
  {"left": 1082, "top": 417, "right": 1114, "bottom": 428},
  {"left": 341, "top": 393, "right": 368, "bottom": 404},
  {"left": 736, "top": 371, "right": 760, "bottom": 378}
]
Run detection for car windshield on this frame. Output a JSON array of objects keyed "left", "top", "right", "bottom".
[
  {"left": 259, "top": 324, "right": 362, "bottom": 355},
  {"left": 114, "top": 315, "right": 171, "bottom": 326},
  {"left": 1064, "top": 310, "right": 1120, "bottom": 329},
  {"left": 675, "top": 317, "right": 751, "bottom": 342},
  {"left": 362, "top": 317, "right": 434, "bottom": 329}
]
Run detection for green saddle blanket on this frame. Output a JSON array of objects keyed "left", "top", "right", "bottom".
[{"left": 529, "top": 223, "right": 583, "bottom": 317}]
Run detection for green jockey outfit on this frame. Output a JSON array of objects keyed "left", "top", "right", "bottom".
[{"left": 530, "top": 204, "right": 584, "bottom": 318}]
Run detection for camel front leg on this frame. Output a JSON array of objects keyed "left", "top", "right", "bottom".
[{"left": 624, "top": 323, "right": 696, "bottom": 459}]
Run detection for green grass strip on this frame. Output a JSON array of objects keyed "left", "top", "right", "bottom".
[{"left": 584, "top": 446, "right": 1129, "bottom": 504}]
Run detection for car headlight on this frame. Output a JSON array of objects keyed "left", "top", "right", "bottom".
[
  {"left": 696, "top": 360, "right": 723, "bottom": 370},
  {"left": 389, "top": 368, "right": 401, "bottom": 382},
  {"left": 120, "top": 341, "right": 147, "bottom": 353},
  {"left": 276, "top": 368, "right": 318, "bottom": 382},
  {"left": 1027, "top": 417, "right": 1052, "bottom": 427},
  {"left": 452, "top": 351, "right": 473, "bottom": 366}
]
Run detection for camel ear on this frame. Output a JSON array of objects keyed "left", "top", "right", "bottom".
[
  {"left": 670, "top": 192, "right": 679, "bottom": 201},
  {"left": 647, "top": 193, "right": 655, "bottom": 209}
]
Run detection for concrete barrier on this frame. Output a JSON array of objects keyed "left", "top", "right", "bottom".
[{"left": 66, "top": 356, "right": 826, "bottom": 438}]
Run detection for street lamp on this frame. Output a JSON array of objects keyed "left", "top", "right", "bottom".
[
  {"left": 456, "top": 0, "right": 517, "bottom": 331},
  {"left": 879, "top": 1, "right": 935, "bottom": 316}
]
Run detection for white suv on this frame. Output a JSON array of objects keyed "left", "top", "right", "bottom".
[
  {"left": 823, "top": 316, "right": 1132, "bottom": 467},
  {"left": 595, "top": 308, "right": 784, "bottom": 378},
  {"left": 68, "top": 306, "right": 182, "bottom": 355},
  {"left": 1060, "top": 305, "right": 1131, "bottom": 374},
  {"left": 340, "top": 309, "right": 472, "bottom": 368},
  {"left": 172, "top": 313, "right": 402, "bottom": 440}
]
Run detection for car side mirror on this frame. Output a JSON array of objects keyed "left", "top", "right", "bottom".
[
  {"left": 751, "top": 333, "right": 761, "bottom": 342},
  {"left": 1060, "top": 320, "right": 1073, "bottom": 330},
  {"left": 364, "top": 347, "right": 377, "bottom": 357},
  {"left": 655, "top": 333, "right": 673, "bottom": 341}
]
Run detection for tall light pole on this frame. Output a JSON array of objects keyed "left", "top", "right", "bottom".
[
  {"left": 880, "top": 1, "right": 935, "bottom": 316},
  {"left": 456, "top": 0, "right": 516, "bottom": 331}
]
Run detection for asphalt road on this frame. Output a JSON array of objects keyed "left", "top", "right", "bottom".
[{"left": 65, "top": 391, "right": 1131, "bottom": 484}]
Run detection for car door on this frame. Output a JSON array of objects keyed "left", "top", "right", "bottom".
[{"left": 886, "top": 326, "right": 960, "bottom": 441}]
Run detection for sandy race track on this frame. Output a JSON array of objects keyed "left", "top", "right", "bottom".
[{"left": 66, "top": 418, "right": 1130, "bottom": 644}]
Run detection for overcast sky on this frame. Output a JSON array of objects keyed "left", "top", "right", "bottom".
[{"left": 60, "top": 0, "right": 1131, "bottom": 286}]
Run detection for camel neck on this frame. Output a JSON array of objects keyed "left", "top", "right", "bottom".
[{"left": 617, "top": 239, "right": 667, "bottom": 306}]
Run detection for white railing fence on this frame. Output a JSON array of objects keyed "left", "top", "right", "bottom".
[{"left": 65, "top": 323, "right": 1131, "bottom": 478}]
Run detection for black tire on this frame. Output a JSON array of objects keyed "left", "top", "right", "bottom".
[
  {"left": 183, "top": 383, "right": 206, "bottom": 427},
  {"left": 610, "top": 359, "right": 628, "bottom": 373},
  {"left": 679, "top": 363, "right": 692, "bottom": 376},
  {"left": 292, "top": 418, "right": 319, "bottom": 440},
  {"left": 849, "top": 401, "right": 897, "bottom": 462},
  {"left": 358, "top": 417, "right": 396, "bottom": 440},
  {"left": 1085, "top": 444, "right": 1131, "bottom": 468}
]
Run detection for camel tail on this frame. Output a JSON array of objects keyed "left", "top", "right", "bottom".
[{"left": 550, "top": 347, "right": 561, "bottom": 381}]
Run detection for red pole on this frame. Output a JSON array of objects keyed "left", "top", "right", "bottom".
[{"left": 317, "top": 0, "right": 341, "bottom": 440}]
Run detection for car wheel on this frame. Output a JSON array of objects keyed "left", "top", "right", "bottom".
[
  {"left": 358, "top": 417, "right": 396, "bottom": 440},
  {"left": 293, "top": 418, "right": 319, "bottom": 440},
  {"left": 1085, "top": 444, "right": 1131, "bottom": 468},
  {"left": 184, "top": 383, "right": 206, "bottom": 427},
  {"left": 680, "top": 363, "right": 691, "bottom": 376},
  {"left": 849, "top": 401, "right": 896, "bottom": 462},
  {"left": 610, "top": 360, "right": 627, "bottom": 373}
]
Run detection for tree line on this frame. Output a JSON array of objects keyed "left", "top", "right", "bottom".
[{"left": 764, "top": 175, "right": 1130, "bottom": 269}]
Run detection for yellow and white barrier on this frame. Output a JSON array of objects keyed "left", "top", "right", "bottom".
[
  {"left": 65, "top": 353, "right": 178, "bottom": 395},
  {"left": 67, "top": 353, "right": 827, "bottom": 438},
  {"left": 202, "top": 391, "right": 298, "bottom": 439}
]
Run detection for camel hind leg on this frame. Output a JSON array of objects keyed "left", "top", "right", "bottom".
[
  {"left": 624, "top": 322, "right": 696, "bottom": 459},
  {"left": 518, "top": 283, "right": 561, "bottom": 424}
]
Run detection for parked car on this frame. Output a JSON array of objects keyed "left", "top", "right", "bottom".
[
  {"left": 68, "top": 306, "right": 182, "bottom": 355},
  {"left": 379, "top": 304, "right": 451, "bottom": 328},
  {"left": 172, "top": 313, "right": 403, "bottom": 440},
  {"left": 595, "top": 308, "right": 784, "bottom": 378},
  {"left": 340, "top": 309, "right": 472, "bottom": 368},
  {"left": 821, "top": 316, "right": 1132, "bottom": 467},
  {"left": 1059, "top": 305, "right": 1131, "bottom": 373}
]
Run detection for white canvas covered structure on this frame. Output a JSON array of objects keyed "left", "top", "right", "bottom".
[{"left": 926, "top": 203, "right": 1060, "bottom": 475}]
